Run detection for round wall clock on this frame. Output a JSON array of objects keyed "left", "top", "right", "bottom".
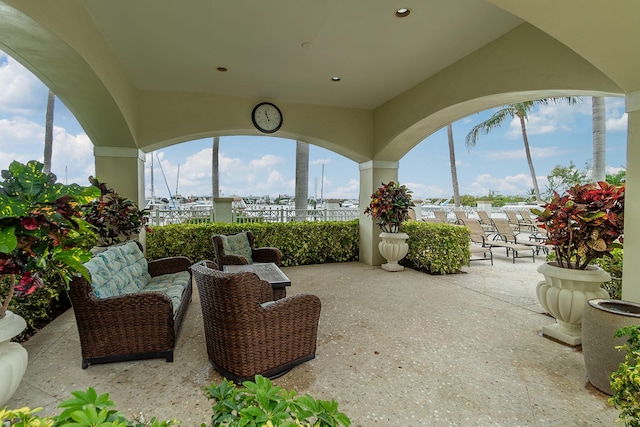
[{"left": 251, "top": 102, "right": 283, "bottom": 134}]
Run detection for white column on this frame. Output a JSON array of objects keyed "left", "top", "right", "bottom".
[
  {"left": 621, "top": 91, "right": 640, "bottom": 302},
  {"left": 94, "top": 147, "right": 146, "bottom": 247},
  {"left": 359, "top": 161, "right": 399, "bottom": 266}
]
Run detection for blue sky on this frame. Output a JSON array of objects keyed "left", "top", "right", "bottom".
[{"left": 0, "top": 51, "right": 628, "bottom": 201}]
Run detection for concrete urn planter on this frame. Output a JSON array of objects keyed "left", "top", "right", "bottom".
[
  {"left": 582, "top": 299, "right": 640, "bottom": 395},
  {"left": 0, "top": 311, "right": 28, "bottom": 406},
  {"left": 378, "top": 232, "right": 409, "bottom": 272},
  {"left": 536, "top": 262, "right": 610, "bottom": 346}
]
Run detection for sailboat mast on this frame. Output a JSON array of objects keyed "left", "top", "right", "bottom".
[
  {"left": 150, "top": 153, "right": 155, "bottom": 201},
  {"left": 176, "top": 163, "right": 180, "bottom": 196}
]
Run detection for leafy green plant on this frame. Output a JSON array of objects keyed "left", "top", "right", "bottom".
[
  {"left": 532, "top": 182, "right": 624, "bottom": 269},
  {"left": 401, "top": 221, "right": 470, "bottom": 274},
  {"left": 0, "top": 387, "right": 178, "bottom": 427},
  {"left": 0, "top": 160, "right": 99, "bottom": 319},
  {"left": 82, "top": 177, "right": 150, "bottom": 246},
  {"left": 364, "top": 181, "right": 414, "bottom": 232},
  {"left": 609, "top": 325, "right": 640, "bottom": 426},
  {"left": 145, "top": 221, "right": 359, "bottom": 266},
  {"left": 204, "top": 375, "right": 350, "bottom": 427}
]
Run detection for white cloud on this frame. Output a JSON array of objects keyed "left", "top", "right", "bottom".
[
  {"left": 403, "top": 182, "right": 449, "bottom": 199},
  {"left": 606, "top": 165, "right": 625, "bottom": 174},
  {"left": 466, "top": 173, "right": 546, "bottom": 197},
  {"left": 606, "top": 113, "right": 627, "bottom": 131},
  {"left": 480, "top": 146, "right": 567, "bottom": 161},
  {"left": 0, "top": 54, "right": 48, "bottom": 115}
]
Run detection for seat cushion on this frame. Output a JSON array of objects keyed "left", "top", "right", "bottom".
[
  {"left": 220, "top": 232, "right": 253, "bottom": 263},
  {"left": 144, "top": 271, "right": 191, "bottom": 315}
]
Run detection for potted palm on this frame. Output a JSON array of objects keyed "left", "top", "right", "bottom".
[
  {"left": 364, "top": 181, "right": 414, "bottom": 271},
  {"left": 0, "top": 160, "right": 99, "bottom": 405},
  {"left": 532, "top": 181, "right": 624, "bottom": 345},
  {"left": 82, "top": 177, "right": 150, "bottom": 248}
]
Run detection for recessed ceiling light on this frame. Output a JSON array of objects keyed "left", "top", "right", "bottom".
[
  {"left": 216, "top": 66, "right": 228, "bottom": 72},
  {"left": 301, "top": 42, "right": 313, "bottom": 49},
  {"left": 331, "top": 76, "right": 341, "bottom": 82},
  {"left": 395, "top": 8, "right": 411, "bottom": 18}
]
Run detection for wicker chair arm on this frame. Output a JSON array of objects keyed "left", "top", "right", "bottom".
[
  {"left": 260, "top": 293, "right": 321, "bottom": 319},
  {"left": 251, "top": 247, "right": 282, "bottom": 265},
  {"left": 148, "top": 256, "right": 192, "bottom": 277},
  {"left": 87, "top": 290, "right": 174, "bottom": 313}
]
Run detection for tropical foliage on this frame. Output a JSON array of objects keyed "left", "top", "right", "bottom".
[
  {"left": 533, "top": 182, "right": 624, "bottom": 269},
  {"left": 364, "top": 181, "right": 414, "bottom": 232},
  {"left": 82, "top": 177, "right": 150, "bottom": 246},
  {"left": 609, "top": 325, "right": 640, "bottom": 427},
  {"left": 0, "top": 160, "right": 99, "bottom": 318},
  {"left": 205, "top": 375, "right": 351, "bottom": 427},
  {"left": 401, "top": 221, "right": 470, "bottom": 274}
]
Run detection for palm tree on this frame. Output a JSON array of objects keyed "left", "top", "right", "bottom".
[
  {"left": 592, "top": 96, "right": 606, "bottom": 182},
  {"left": 212, "top": 136, "right": 220, "bottom": 198},
  {"left": 465, "top": 97, "right": 578, "bottom": 202},
  {"left": 43, "top": 89, "right": 55, "bottom": 174},
  {"left": 295, "top": 141, "right": 309, "bottom": 221},
  {"left": 447, "top": 124, "right": 461, "bottom": 207}
]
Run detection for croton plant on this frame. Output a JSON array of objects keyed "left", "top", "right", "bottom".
[
  {"left": 532, "top": 181, "right": 624, "bottom": 270},
  {"left": 82, "top": 177, "right": 150, "bottom": 246},
  {"left": 0, "top": 160, "right": 99, "bottom": 319},
  {"left": 364, "top": 181, "right": 414, "bottom": 233}
]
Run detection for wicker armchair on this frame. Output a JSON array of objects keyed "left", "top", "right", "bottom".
[
  {"left": 191, "top": 261, "right": 321, "bottom": 382},
  {"left": 211, "top": 231, "right": 281, "bottom": 270},
  {"left": 68, "top": 243, "right": 192, "bottom": 368}
]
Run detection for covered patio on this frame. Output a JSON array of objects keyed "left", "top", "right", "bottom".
[
  {"left": 8, "top": 259, "right": 617, "bottom": 425},
  {"left": 0, "top": 1, "right": 639, "bottom": 301}
]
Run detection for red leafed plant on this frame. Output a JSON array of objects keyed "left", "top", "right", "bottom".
[
  {"left": 532, "top": 181, "right": 624, "bottom": 270},
  {"left": 0, "top": 160, "right": 100, "bottom": 319},
  {"left": 364, "top": 181, "right": 414, "bottom": 233},
  {"left": 82, "top": 177, "right": 150, "bottom": 246}
]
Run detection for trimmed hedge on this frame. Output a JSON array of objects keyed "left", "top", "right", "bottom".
[
  {"left": 146, "top": 220, "right": 470, "bottom": 275},
  {"left": 146, "top": 220, "right": 359, "bottom": 266},
  {"left": 400, "top": 221, "right": 471, "bottom": 274}
]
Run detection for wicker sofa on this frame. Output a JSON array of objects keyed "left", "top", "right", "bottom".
[{"left": 68, "top": 241, "right": 192, "bottom": 368}]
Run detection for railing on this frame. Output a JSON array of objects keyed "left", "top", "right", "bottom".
[{"left": 146, "top": 206, "right": 359, "bottom": 227}]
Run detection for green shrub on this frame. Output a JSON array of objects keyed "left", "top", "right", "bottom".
[
  {"left": 591, "top": 248, "right": 623, "bottom": 300},
  {"left": 400, "top": 221, "right": 470, "bottom": 274},
  {"left": 609, "top": 325, "right": 640, "bottom": 427},
  {"left": 546, "top": 247, "right": 623, "bottom": 299},
  {"left": 0, "top": 377, "right": 351, "bottom": 427},
  {"left": 146, "top": 221, "right": 359, "bottom": 266},
  {"left": 0, "top": 270, "right": 70, "bottom": 342},
  {"left": 205, "top": 375, "right": 350, "bottom": 426}
]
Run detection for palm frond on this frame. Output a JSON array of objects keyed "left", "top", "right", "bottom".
[{"left": 465, "top": 107, "right": 515, "bottom": 148}]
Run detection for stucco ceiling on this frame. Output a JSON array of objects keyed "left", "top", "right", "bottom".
[{"left": 83, "top": 0, "right": 522, "bottom": 110}]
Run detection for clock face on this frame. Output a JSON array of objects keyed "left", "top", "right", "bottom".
[{"left": 252, "top": 102, "right": 282, "bottom": 134}]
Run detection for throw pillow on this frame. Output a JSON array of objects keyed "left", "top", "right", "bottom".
[{"left": 221, "top": 232, "right": 253, "bottom": 263}]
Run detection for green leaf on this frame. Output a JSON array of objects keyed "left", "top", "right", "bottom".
[{"left": 0, "top": 225, "right": 18, "bottom": 253}]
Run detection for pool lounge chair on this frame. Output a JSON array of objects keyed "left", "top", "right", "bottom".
[
  {"left": 491, "top": 217, "right": 549, "bottom": 255},
  {"left": 461, "top": 218, "right": 535, "bottom": 263}
]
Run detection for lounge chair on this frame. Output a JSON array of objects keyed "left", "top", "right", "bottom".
[
  {"left": 458, "top": 219, "right": 493, "bottom": 265},
  {"left": 491, "top": 217, "right": 548, "bottom": 255},
  {"left": 517, "top": 209, "right": 537, "bottom": 232},
  {"left": 476, "top": 210, "right": 495, "bottom": 232},
  {"left": 461, "top": 218, "right": 535, "bottom": 263},
  {"left": 453, "top": 210, "right": 468, "bottom": 224},
  {"left": 503, "top": 210, "right": 522, "bottom": 230}
]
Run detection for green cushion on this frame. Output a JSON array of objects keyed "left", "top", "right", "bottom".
[
  {"left": 85, "top": 241, "right": 151, "bottom": 298},
  {"left": 220, "top": 232, "right": 253, "bottom": 263}
]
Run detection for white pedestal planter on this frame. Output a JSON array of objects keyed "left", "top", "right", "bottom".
[
  {"left": 378, "top": 232, "right": 409, "bottom": 272},
  {"left": 536, "top": 262, "right": 610, "bottom": 346},
  {"left": 0, "top": 311, "right": 28, "bottom": 406}
]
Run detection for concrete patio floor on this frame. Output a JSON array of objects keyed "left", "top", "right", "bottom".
[{"left": 7, "top": 254, "right": 619, "bottom": 426}]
